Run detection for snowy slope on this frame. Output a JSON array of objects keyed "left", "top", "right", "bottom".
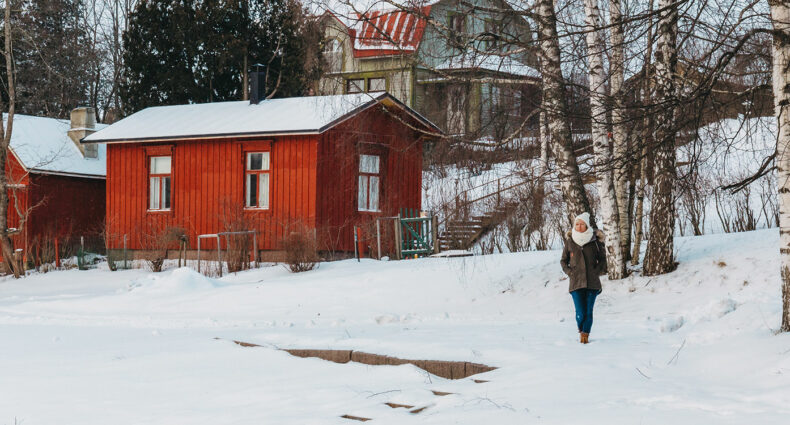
[
  {"left": 678, "top": 116, "right": 777, "bottom": 234},
  {"left": 423, "top": 115, "right": 778, "bottom": 252},
  {"left": 1, "top": 229, "right": 788, "bottom": 424}
]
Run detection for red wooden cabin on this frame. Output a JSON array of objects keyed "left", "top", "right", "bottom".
[
  {"left": 83, "top": 93, "right": 440, "bottom": 259},
  {"left": 4, "top": 108, "right": 106, "bottom": 261}
]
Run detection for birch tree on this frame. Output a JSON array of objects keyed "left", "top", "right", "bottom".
[
  {"left": 584, "top": 0, "right": 626, "bottom": 278},
  {"left": 769, "top": 0, "right": 790, "bottom": 332},
  {"left": 536, "top": 0, "right": 594, "bottom": 225},
  {"left": 608, "top": 0, "right": 631, "bottom": 262},
  {"left": 643, "top": 0, "right": 679, "bottom": 276},
  {"left": 0, "top": 0, "right": 23, "bottom": 278},
  {"left": 632, "top": 0, "right": 655, "bottom": 266}
]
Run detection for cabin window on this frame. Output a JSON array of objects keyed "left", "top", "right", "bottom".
[
  {"left": 245, "top": 152, "right": 270, "bottom": 209},
  {"left": 346, "top": 79, "right": 364, "bottom": 94},
  {"left": 358, "top": 154, "right": 380, "bottom": 212},
  {"left": 149, "top": 156, "right": 171, "bottom": 211}
]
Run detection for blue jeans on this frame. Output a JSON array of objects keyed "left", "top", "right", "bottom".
[{"left": 571, "top": 289, "right": 600, "bottom": 334}]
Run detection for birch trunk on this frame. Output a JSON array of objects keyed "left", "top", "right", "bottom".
[
  {"left": 631, "top": 0, "right": 655, "bottom": 266},
  {"left": 536, "top": 0, "right": 593, "bottom": 226},
  {"left": 769, "top": 0, "right": 790, "bottom": 332},
  {"left": 643, "top": 0, "right": 678, "bottom": 276},
  {"left": 584, "top": 0, "right": 625, "bottom": 279},
  {"left": 0, "top": 1, "right": 22, "bottom": 278},
  {"left": 539, "top": 107, "right": 550, "bottom": 175},
  {"left": 609, "top": 0, "right": 631, "bottom": 262},
  {"left": 632, "top": 142, "right": 649, "bottom": 264}
]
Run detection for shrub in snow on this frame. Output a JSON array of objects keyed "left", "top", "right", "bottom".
[
  {"left": 138, "top": 221, "right": 187, "bottom": 272},
  {"left": 220, "top": 203, "right": 256, "bottom": 273},
  {"left": 281, "top": 225, "right": 319, "bottom": 273},
  {"left": 28, "top": 231, "right": 59, "bottom": 272},
  {"left": 102, "top": 218, "right": 129, "bottom": 271}
]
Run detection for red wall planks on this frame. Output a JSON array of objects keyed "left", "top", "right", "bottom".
[
  {"left": 105, "top": 104, "right": 425, "bottom": 253},
  {"left": 29, "top": 174, "right": 106, "bottom": 241},
  {"left": 315, "top": 105, "right": 424, "bottom": 252},
  {"left": 5, "top": 153, "right": 30, "bottom": 249},
  {"left": 106, "top": 135, "right": 320, "bottom": 251},
  {"left": 4, "top": 151, "right": 106, "bottom": 254}
]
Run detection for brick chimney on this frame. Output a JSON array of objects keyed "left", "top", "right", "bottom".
[{"left": 67, "top": 107, "right": 98, "bottom": 159}]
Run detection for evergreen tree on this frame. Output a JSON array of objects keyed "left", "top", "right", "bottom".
[
  {"left": 121, "top": 0, "right": 322, "bottom": 115},
  {"left": 245, "top": 0, "right": 322, "bottom": 99},
  {"left": 0, "top": 0, "right": 92, "bottom": 118},
  {"left": 198, "top": 0, "right": 247, "bottom": 102},
  {"left": 120, "top": 0, "right": 202, "bottom": 113}
]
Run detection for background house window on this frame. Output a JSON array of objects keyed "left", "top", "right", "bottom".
[
  {"left": 447, "top": 12, "right": 466, "bottom": 47},
  {"left": 358, "top": 154, "right": 380, "bottom": 212},
  {"left": 245, "top": 152, "right": 270, "bottom": 209},
  {"left": 509, "top": 87, "right": 523, "bottom": 119},
  {"left": 483, "top": 19, "right": 501, "bottom": 50},
  {"left": 447, "top": 84, "right": 466, "bottom": 135},
  {"left": 149, "top": 156, "right": 171, "bottom": 210},
  {"left": 346, "top": 79, "right": 364, "bottom": 94},
  {"left": 491, "top": 85, "right": 502, "bottom": 110},
  {"left": 368, "top": 77, "right": 386, "bottom": 92},
  {"left": 346, "top": 77, "right": 387, "bottom": 94},
  {"left": 324, "top": 38, "right": 343, "bottom": 73},
  {"left": 448, "top": 12, "right": 466, "bottom": 33}
]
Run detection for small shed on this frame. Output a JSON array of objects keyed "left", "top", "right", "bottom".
[
  {"left": 4, "top": 108, "right": 107, "bottom": 259},
  {"left": 83, "top": 93, "right": 440, "bottom": 259}
]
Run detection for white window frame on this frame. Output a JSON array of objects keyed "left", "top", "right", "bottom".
[
  {"left": 358, "top": 154, "right": 381, "bottom": 212},
  {"left": 148, "top": 156, "right": 171, "bottom": 211},
  {"left": 245, "top": 151, "right": 271, "bottom": 210}
]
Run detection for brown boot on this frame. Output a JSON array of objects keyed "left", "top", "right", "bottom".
[{"left": 581, "top": 333, "right": 589, "bottom": 344}]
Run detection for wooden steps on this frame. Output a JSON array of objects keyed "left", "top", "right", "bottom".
[{"left": 438, "top": 200, "right": 520, "bottom": 251}]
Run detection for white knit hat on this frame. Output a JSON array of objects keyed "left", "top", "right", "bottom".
[{"left": 575, "top": 212, "right": 591, "bottom": 228}]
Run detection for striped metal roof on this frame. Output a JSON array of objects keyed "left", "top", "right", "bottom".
[{"left": 349, "top": 6, "right": 431, "bottom": 57}]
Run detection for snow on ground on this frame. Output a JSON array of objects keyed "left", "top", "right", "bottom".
[
  {"left": 1, "top": 229, "right": 789, "bottom": 424},
  {"left": 677, "top": 116, "right": 777, "bottom": 235},
  {"left": 423, "top": 161, "right": 528, "bottom": 212}
]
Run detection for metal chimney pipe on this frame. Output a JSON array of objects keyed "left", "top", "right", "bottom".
[{"left": 249, "top": 63, "right": 266, "bottom": 105}]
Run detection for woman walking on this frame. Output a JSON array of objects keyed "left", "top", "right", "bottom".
[{"left": 560, "top": 212, "right": 606, "bottom": 344}]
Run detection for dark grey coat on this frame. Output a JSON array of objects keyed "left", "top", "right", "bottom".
[{"left": 560, "top": 229, "right": 607, "bottom": 293}]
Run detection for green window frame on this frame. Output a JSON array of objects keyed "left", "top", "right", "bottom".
[{"left": 345, "top": 76, "right": 388, "bottom": 94}]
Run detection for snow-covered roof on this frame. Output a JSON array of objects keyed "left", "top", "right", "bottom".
[
  {"left": 5, "top": 114, "right": 107, "bottom": 178},
  {"left": 435, "top": 54, "right": 540, "bottom": 78},
  {"left": 84, "top": 93, "right": 441, "bottom": 144}
]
